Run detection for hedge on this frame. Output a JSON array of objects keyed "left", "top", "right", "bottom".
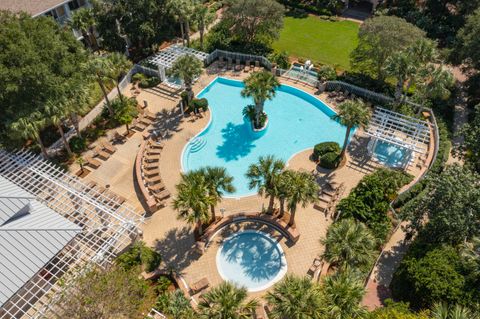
[
  {"left": 320, "top": 151, "right": 340, "bottom": 169},
  {"left": 313, "top": 141, "right": 340, "bottom": 161}
]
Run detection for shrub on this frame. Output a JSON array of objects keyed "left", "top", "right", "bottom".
[
  {"left": 69, "top": 136, "right": 87, "bottom": 154},
  {"left": 313, "top": 142, "right": 340, "bottom": 161},
  {"left": 132, "top": 73, "right": 146, "bottom": 83},
  {"left": 116, "top": 241, "right": 161, "bottom": 272},
  {"left": 155, "top": 276, "right": 173, "bottom": 294},
  {"left": 337, "top": 168, "right": 413, "bottom": 241},
  {"left": 191, "top": 98, "right": 209, "bottom": 112},
  {"left": 317, "top": 65, "right": 337, "bottom": 82},
  {"left": 269, "top": 51, "right": 291, "bottom": 69},
  {"left": 139, "top": 75, "right": 161, "bottom": 88},
  {"left": 320, "top": 151, "right": 340, "bottom": 169},
  {"left": 391, "top": 246, "right": 467, "bottom": 309}
]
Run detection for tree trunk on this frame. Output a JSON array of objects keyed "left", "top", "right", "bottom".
[
  {"left": 210, "top": 205, "right": 216, "bottom": 223},
  {"left": 125, "top": 123, "right": 130, "bottom": 134},
  {"left": 268, "top": 194, "right": 275, "bottom": 214},
  {"left": 81, "top": 30, "right": 93, "bottom": 50},
  {"left": 186, "top": 85, "right": 194, "bottom": 104},
  {"left": 89, "top": 26, "right": 99, "bottom": 51},
  {"left": 36, "top": 134, "right": 49, "bottom": 159},
  {"left": 116, "top": 83, "right": 124, "bottom": 102},
  {"left": 401, "top": 80, "right": 413, "bottom": 105},
  {"left": 288, "top": 208, "right": 296, "bottom": 226},
  {"left": 197, "top": 220, "right": 203, "bottom": 236},
  {"left": 185, "top": 20, "right": 191, "bottom": 47},
  {"left": 339, "top": 126, "right": 352, "bottom": 160},
  {"left": 180, "top": 21, "right": 185, "bottom": 46},
  {"left": 57, "top": 123, "right": 73, "bottom": 157},
  {"left": 98, "top": 77, "right": 113, "bottom": 116},
  {"left": 254, "top": 101, "right": 264, "bottom": 129},
  {"left": 199, "top": 19, "right": 205, "bottom": 49},
  {"left": 279, "top": 198, "right": 285, "bottom": 216},
  {"left": 394, "top": 76, "right": 404, "bottom": 104},
  {"left": 69, "top": 113, "right": 82, "bottom": 138}
]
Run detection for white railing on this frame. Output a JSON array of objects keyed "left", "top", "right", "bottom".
[{"left": 206, "top": 49, "right": 272, "bottom": 70}]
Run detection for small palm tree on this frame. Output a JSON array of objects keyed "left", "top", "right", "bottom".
[
  {"left": 245, "top": 155, "right": 285, "bottom": 214},
  {"left": 113, "top": 98, "right": 139, "bottom": 134},
  {"left": 89, "top": 57, "right": 115, "bottom": 116},
  {"left": 107, "top": 52, "right": 132, "bottom": 102},
  {"left": 167, "top": 0, "right": 195, "bottom": 47},
  {"left": 198, "top": 282, "right": 257, "bottom": 319},
  {"left": 431, "top": 303, "right": 479, "bottom": 319},
  {"left": 321, "top": 218, "right": 377, "bottom": 271},
  {"left": 322, "top": 269, "right": 367, "bottom": 319},
  {"left": 69, "top": 8, "right": 97, "bottom": 50},
  {"left": 266, "top": 275, "right": 323, "bottom": 319},
  {"left": 193, "top": 4, "right": 215, "bottom": 49},
  {"left": 198, "top": 167, "right": 235, "bottom": 222},
  {"left": 157, "top": 290, "right": 195, "bottom": 319},
  {"left": 385, "top": 51, "right": 416, "bottom": 104},
  {"left": 241, "top": 71, "right": 280, "bottom": 129},
  {"left": 332, "top": 99, "right": 370, "bottom": 161},
  {"left": 45, "top": 100, "right": 73, "bottom": 157},
  {"left": 168, "top": 54, "right": 203, "bottom": 105},
  {"left": 282, "top": 170, "right": 319, "bottom": 226},
  {"left": 173, "top": 171, "right": 213, "bottom": 235},
  {"left": 10, "top": 115, "right": 48, "bottom": 158},
  {"left": 76, "top": 157, "right": 86, "bottom": 174}
]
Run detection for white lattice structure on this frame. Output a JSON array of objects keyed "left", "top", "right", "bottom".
[
  {"left": 0, "top": 150, "right": 144, "bottom": 319},
  {"left": 147, "top": 45, "right": 209, "bottom": 69},
  {"left": 365, "top": 107, "right": 431, "bottom": 168}
]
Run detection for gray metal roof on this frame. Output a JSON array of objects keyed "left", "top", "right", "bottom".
[{"left": 0, "top": 176, "right": 81, "bottom": 307}]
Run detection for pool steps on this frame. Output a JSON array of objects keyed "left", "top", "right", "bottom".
[{"left": 189, "top": 137, "right": 207, "bottom": 153}]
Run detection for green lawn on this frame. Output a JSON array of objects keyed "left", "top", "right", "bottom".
[{"left": 272, "top": 15, "right": 360, "bottom": 70}]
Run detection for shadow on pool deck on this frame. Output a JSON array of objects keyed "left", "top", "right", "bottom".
[{"left": 216, "top": 122, "right": 255, "bottom": 161}]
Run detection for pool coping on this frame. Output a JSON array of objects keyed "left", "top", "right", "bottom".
[
  {"left": 215, "top": 229, "right": 288, "bottom": 292},
  {"left": 180, "top": 76, "right": 352, "bottom": 199}
]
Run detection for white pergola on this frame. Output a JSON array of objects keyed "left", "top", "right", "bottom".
[
  {"left": 365, "top": 107, "right": 431, "bottom": 167},
  {"left": 0, "top": 150, "right": 144, "bottom": 319},
  {"left": 147, "top": 45, "right": 209, "bottom": 69}
]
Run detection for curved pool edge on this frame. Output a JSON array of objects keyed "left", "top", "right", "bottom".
[
  {"left": 180, "top": 76, "right": 352, "bottom": 199},
  {"left": 215, "top": 230, "right": 288, "bottom": 292}
]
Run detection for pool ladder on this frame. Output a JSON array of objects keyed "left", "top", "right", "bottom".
[{"left": 189, "top": 137, "right": 207, "bottom": 153}]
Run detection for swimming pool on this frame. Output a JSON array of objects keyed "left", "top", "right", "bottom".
[
  {"left": 216, "top": 230, "right": 287, "bottom": 292},
  {"left": 373, "top": 140, "right": 412, "bottom": 168},
  {"left": 182, "top": 77, "right": 351, "bottom": 197}
]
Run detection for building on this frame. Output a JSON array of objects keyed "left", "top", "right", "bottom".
[
  {"left": 0, "top": 0, "right": 91, "bottom": 40},
  {"left": 0, "top": 151, "right": 143, "bottom": 319}
]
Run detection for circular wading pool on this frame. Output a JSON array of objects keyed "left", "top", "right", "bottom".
[{"left": 216, "top": 230, "right": 287, "bottom": 292}]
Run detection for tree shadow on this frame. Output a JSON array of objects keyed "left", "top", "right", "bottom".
[
  {"left": 346, "top": 135, "right": 380, "bottom": 174},
  {"left": 150, "top": 107, "right": 184, "bottom": 140},
  {"left": 374, "top": 241, "right": 409, "bottom": 287},
  {"left": 216, "top": 122, "right": 255, "bottom": 161},
  {"left": 153, "top": 226, "right": 201, "bottom": 272}
]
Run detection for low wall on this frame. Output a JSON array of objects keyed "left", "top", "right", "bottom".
[
  {"left": 134, "top": 139, "right": 158, "bottom": 213},
  {"left": 205, "top": 49, "right": 273, "bottom": 70},
  {"left": 198, "top": 212, "right": 300, "bottom": 252}
]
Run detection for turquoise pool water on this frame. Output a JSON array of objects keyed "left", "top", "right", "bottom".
[
  {"left": 373, "top": 140, "right": 412, "bottom": 168},
  {"left": 216, "top": 230, "right": 287, "bottom": 292},
  {"left": 182, "top": 77, "right": 351, "bottom": 197}
]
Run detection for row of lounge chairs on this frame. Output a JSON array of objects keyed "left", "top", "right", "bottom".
[
  {"left": 217, "top": 57, "right": 263, "bottom": 72},
  {"left": 313, "top": 182, "right": 345, "bottom": 217},
  {"left": 141, "top": 139, "right": 170, "bottom": 209}
]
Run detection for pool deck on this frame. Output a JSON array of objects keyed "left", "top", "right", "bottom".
[{"left": 70, "top": 62, "right": 435, "bottom": 303}]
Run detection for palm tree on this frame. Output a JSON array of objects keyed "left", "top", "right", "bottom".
[
  {"left": 241, "top": 71, "right": 280, "bottom": 129},
  {"left": 76, "top": 157, "right": 86, "bottom": 174},
  {"left": 69, "top": 8, "right": 97, "bottom": 50},
  {"left": 157, "top": 290, "right": 195, "bottom": 319},
  {"left": 415, "top": 65, "right": 454, "bottom": 103},
  {"left": 321, "top": 218, "right": 377, "bottom": 271},
  {"left": 431, "top": 303, "right": 480, "bottom": 319},
  {"left": 276, "top": 172, "right": 290, "bottom": 216},
  {"left": 245, "top": 155, "right": 285, "bottom": 214},
  {"left": 168, "top": 54, "right": 203, "bottom": 105},
  {"left": 198, "top": 282, "right": 257, "bottom": 319},
  {"left": 107, "top": 52, "right": 132, "bottom": 102},
  {"left": 173, "top": 171, "right": 213, "bottom": 236},
  {"left": 45, "top": 100, "right": 73, "bottom": 157},
  {"left": 193, "top": 4, "right": 215, "bottom": 49},
  {"left": 10, "top": 115, "right": 48, "bottom": 158},
  {"left": 322, "top": 269, "right": 367, "bottom": 319},
  {"left": 65, "top": 83, "right": 91, "bottom": 138},
  {"left": 266, "top": 275, "right": 323, "bottom": 319},
  {"left": 113, "top": 98, "right": 138, "bottom": 135},
  {"left": 198, "top": 167, "right": 235, "bottom": 222},
  {"left": 89, "top": 57, "right": 115, "bottom": 116},
  {"left": 282, "top": 170, "right": 319, "bottom": 226},
  {"left": 332, "top": 99, "right": 370, "bottom": 161},
  {"left": 385, "top": 51, "right": 416, "bottom": 104},
  {"left": 168, "top": 0, "right": 195, "bottom": 47}
]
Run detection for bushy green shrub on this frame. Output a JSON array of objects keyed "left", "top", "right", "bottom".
[
  {"left": 132, "top": 73, "right": 146, "bottom": 83},
  {"left": 269, "top": 51, "right": 291, "bottom": 69},
  {"left": 320, "top": 151, "right": 340, "bottom": 169},
  {"left": 139, "top": 75, "right": 161, "bottom": 88},
  {"left": 317, "top": 65, "right": 337, "bottom": 82},
  {"left": 337, "top": 168, "right": 413, "bottom": 241},
  {"left": 69, "top": 136, "right": 87, "bottom": 154},
  {"left": 155, "top": 276, "right": 173, "bottom": 294},
  {"left": 116, "top": 241, "right": 161, "bottom": 272},
  {"left": 191, "top": 98, "right": 209, "bottom": 112},
  {"left": 313, "top": 142, "right": 340, "bottom": 161},
  {"left": 391, "top": 246, "right": 467, "bottom": 309}
]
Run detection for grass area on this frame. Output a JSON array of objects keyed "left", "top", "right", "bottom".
[{"left": 272, "top": 15, "right": 360, "bottom": 70}]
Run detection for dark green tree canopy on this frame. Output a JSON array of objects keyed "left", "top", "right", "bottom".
[
  {"left": 456, "top": 8, "right": 480, "bottom": 70},
  {"left": 0, "top": 11, "right": 88, "bottom": 147}
]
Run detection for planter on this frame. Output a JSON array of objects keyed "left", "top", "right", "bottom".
[{"left": 244, "top": 115, "right": 269, "bottom": 139}]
